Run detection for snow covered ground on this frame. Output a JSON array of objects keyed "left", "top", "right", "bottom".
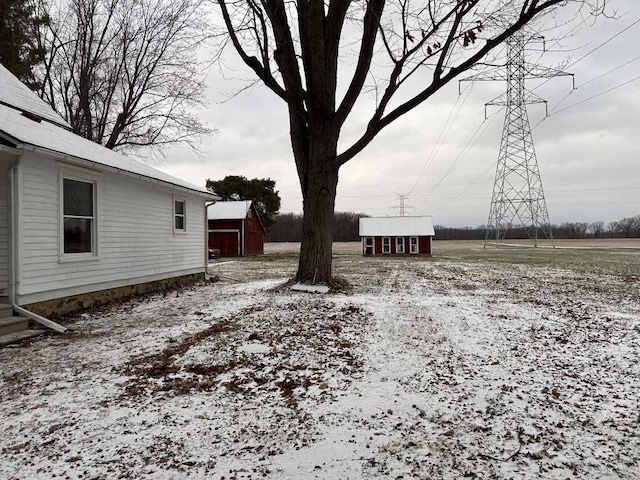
[{"left": 1, "top": 244, "right": 639, "bottom": 479}]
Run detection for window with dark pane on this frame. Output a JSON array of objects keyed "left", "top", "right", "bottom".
[
  {"left": 64, "top": 179, "right": 93, "bottom": 216},
  {"left": 174, "top": 200, "right": 185, "bottom": 230},
  {"left": 63, "top": 178, "right": 94, "bottom": 254}
]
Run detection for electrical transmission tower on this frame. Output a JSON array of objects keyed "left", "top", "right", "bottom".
[
  {"left": 462, "top": 30, "right": 573, "bottom": 248},
  {"left": 390, "top": 193, "right": 414, "bottom": 216}
]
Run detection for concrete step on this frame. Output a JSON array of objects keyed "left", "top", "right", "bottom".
[
  {"left": 0, "top": 316, "right": 30, "bottom": 336},
  {"left": 0, "top": 304, "right": 14, "bottom": 318},
  {"left": 0, "top": 329, "right": 47, "bottom": 347}
]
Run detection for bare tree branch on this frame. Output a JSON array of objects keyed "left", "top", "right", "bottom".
[
  {"left": 36, "top": 0, "right": 213, "bottom": 154},
  {"left": 212, "top": 0, "right": 609, "bottom": 282}
]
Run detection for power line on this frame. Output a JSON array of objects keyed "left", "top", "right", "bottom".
[
  {"left": 327, "top": 23, "right": 640, "bottom": 219},
  {"left": 432, "top": 184, "right": 640, "bottom": 202},
  {"left": 405, "top": 47, "right": 511, "bottom": 199},
  {"left": 532, "top": 16, "right": 640, "bottom": 92},
  {"left": 432, "top": 163, "right": 495, "bottom": 210},
  {"left": 370, "top": 20, "right": 640, "bottom": 220},
  {"left": 532, "top": 73, "right": 640, "bottom": 130},
  {"left": 552, "top": 74, "right": 640, "bottom": 115},
  {"left": 413, "top": 109, "right": 503, "bottom": 210},
  {"left": 566, "top": 17, "right": 640, "bottom": 69},
  {"left": 407, "top": 83, "right": 473, "bottom": 196},
  {"left": 428, "top": 198, "right": 640, "bottom": 210},
  {"left": 579, "top": 54, "right": 640, "bottom": 88},
  {"left": 547, "top": 54, "right": 640, "bottom": 115}
]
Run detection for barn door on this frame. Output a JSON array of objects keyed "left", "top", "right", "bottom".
[{"left": 209, "top": 229, "right": 241, "bottom": 257}]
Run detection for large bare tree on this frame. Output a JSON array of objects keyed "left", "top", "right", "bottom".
[
  {"left": 35, "top": 0, "right": 212, "bottom": 152},
  {"left": 215, "top": 0, "right": 607, "bottom": 284}
]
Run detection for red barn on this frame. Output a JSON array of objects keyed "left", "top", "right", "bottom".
[
  {"left": 359, "top": 216, "right": 435, "bottom": 256},
  {"left": 207, "top": 201, "right": 266, "bottom": 257}
]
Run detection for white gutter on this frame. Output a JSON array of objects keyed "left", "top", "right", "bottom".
[
  {"left": 8, "top": 156, "right": 21, "bottom": 305},
  {"left": 205, "top": 202, "right": 212, "bottom": 266},
  {"left": 13, "top": 305, "right": 67, "bottom": 333},
  {"left": 0, "top": 144, "right": 22, "bottom": 155}
]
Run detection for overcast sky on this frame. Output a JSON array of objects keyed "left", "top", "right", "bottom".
[{"left": 158, "top": 0, "right": 640, "bottom": 228}]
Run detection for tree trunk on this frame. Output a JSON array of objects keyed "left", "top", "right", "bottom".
[{"left": 295, "top": 133, "right": 340, "bottom": 284}]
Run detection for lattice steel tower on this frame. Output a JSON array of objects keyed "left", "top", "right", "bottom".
[
  {"left": 462, "top": 30, "right": 572, "bottom": 247},
  {"left": 391, "top": 193, "right": 413, "bottom": 216}
]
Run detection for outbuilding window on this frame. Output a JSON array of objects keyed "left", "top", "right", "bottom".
[
  {"left": 62, "top": 177, "right": 96, "bottom": 256},
  {"left": 410, "top": 237, "right": 419, "bottom": 254},
  {"left": 174, "top": 198, "right": 186, "bottom": 232},
  {"left": 364, "top": 237, "right": 374, "bottom": 256},
  {"left": 382, "top": 237, "right": 391, "bottom": 254},
  {"left": 396, "top": 237, "right": 405, "bottom": 254}
]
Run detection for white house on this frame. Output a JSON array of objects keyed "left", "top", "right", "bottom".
[{"left": 0, "top": 64, "right": 214, "bottom": 317}]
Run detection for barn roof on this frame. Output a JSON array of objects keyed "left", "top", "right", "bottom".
[
  {"left": 0, "top": 65, "right": 211, "bottom": 196},
  {"left": 359, "top": 216, "right": 435, "bottom": 237},
  {"left": 207, "top": 200, "right": 253, "bottom": 220},
  {"left": 0, "top": 64, "right": 70, "bottom": 128}
]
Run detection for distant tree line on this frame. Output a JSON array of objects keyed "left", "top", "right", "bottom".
[
  {"left": 268, "top": 212, "right": 368, "bottom": 242},
  {"left": 268, "top": 213, "right": 640, "bottom": 242},
  {"left": 436, "top": 215, "right": 640, "bottom": 240}
]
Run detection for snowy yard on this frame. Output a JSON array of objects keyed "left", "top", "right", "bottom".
[{"left": 1, "top": 241, "right": 639, "bottom": 479}]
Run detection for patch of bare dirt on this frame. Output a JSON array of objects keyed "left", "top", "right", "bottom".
[{"left": 121, "top": 300, "right": 371, "bottom": 409}]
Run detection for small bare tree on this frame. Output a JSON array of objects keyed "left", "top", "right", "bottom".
[
  {"left": 613, "top": 216, "right": 640, "bottom": 238},
  {"left": 35, "top": 0, "right": 212, "bottom": 153},
  {"left": 589, "top": 221, "right": 605, "bottom": 238},
  {"left": 215, "top": 0, "right": 608, "bottom": 284}
]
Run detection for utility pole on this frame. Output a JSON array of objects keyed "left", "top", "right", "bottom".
[{"left": 462, "top": 30, "right": 573, "bottom": 248}]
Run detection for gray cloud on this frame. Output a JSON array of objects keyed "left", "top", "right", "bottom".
[{"left": 159, "top": 0, "right": 640, "bottom": 227}]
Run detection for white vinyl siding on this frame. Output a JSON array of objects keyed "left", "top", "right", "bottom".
[{"left": 17, "top": 153, "right": 206, "bottom": 302}]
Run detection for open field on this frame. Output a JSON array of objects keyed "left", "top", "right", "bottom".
[
  {"left": 266, "top": 238, "right": 640, "bottom": 255},
  {"left": 1, "top": 242, "right": 639, "bottom": 479}
]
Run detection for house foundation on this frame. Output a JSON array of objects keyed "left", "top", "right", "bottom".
[{"left": 25, "top": 273, "right": 205, "bottom": 318}]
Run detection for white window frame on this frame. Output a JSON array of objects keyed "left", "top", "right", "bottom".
[
  {"left": 410, "top": 236, "right": 419, "bottom": 254},
  {"left": 382, "top": 237, "right": 391, "bottom": 254},
  {"left": 396, "top": 237, "right": 405, "bottom": 254},
  {"left": 173, "top": 196, "right": 186, "bottom": 233},
  {"left": 364, "top": 237, "right": 374, "bottom": 255},
  {"left": 58, "top": 166, "right": 100, "bottom": 262}
]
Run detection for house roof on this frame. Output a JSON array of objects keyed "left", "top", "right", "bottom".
[
  {"left": 0, "top": 67, "right": 215, "bottom": 197},
  {"left": 0, "top": 64, "right": 70, "bottom": 128},
  {"left": 207, "top": 200, "right": 253, "bottom": 220},
  {"left": 0, "top": 64, "right": 212, "bottom": 196},
  {"left": 359, "top": 216, "right": 435, "bottom": 237},
  {"left": 0, "top": 104, "right": 211, "bottom": 195}
]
